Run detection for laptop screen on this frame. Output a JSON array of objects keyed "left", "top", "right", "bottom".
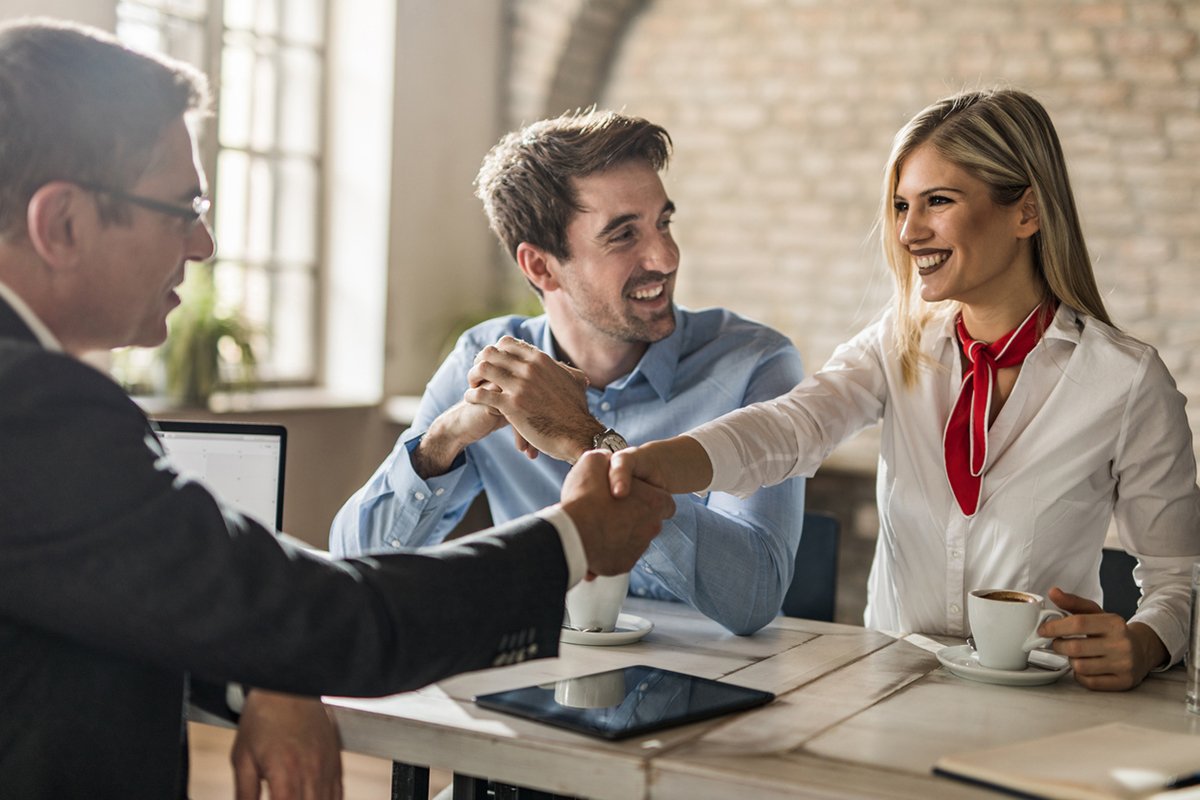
[{"left": 153, "top": 420, "right": 287, "bottom": 532}]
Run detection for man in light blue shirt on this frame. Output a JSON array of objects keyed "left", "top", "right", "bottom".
[{"left": 331, "top": 110, "right": 804, "bottom": 635}]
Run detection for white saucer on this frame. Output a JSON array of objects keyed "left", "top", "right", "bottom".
[
  {"left": 560, "top": 613, "right": 653, "bottom": 646},
  {"left": 936, "top": 644, "right": 1070, "bottom": 686}
]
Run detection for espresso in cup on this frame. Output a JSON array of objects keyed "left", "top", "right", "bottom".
[
  {"left": 967, "top": 588, "right": 1065, "bottom": 671},
  {"left": 979, "top": 590, "right": 1038, "bottom": 603}
]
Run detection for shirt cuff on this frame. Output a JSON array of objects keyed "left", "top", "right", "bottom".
[
  {"left": 683, "top": 433, "right": 718, "bottom": 497},
  {"left": 1129, "top": 610, "right": 1186, "bottom": 669},
  {"left": 225, "top": 682, "right": 247, "bottom": 714},
  {"left": 536, "top": 505, "right": 587, "bottom": 589}
]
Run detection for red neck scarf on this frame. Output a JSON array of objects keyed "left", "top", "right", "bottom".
[{"left": 943, "top": 303, "right": 1053, "bottom": 516}]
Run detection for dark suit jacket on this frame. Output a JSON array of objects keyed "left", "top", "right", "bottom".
[{"left": 0, "top": 298, "right": 566, "bottom": 798}]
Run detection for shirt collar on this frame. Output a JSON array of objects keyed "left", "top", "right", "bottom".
[
  {"left": 1043, "top": 302, "right": 1085, "bottom": 344},
  {"left": 0, "top": 279, "right": 63, "bottom": 351},
  {"left": 632, "top": 306, "right": 685, "bottom": 401},
  {"left": 928, "top": 301, "right": 1083, "bottom": 348},
  {"left": 539, "top": 306, "right": 685, "bottom": 402}
]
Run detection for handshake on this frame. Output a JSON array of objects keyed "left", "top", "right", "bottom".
[
  {"left": 559, "top": 437, "right": 711, "bottom": 579},
  {"left": 558, "top": 450, "right": 675, "bottom": 578}
]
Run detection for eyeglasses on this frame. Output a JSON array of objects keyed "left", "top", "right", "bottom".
[{"left": 75, "top": 181, "right": 211, "bottom": 229}]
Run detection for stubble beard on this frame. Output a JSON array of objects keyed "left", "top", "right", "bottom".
[{"left": 610, "top": 301, "right": 676, "bottom": 344}]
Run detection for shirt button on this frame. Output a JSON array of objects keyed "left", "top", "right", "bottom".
[
  {"left": 388, "top": 539, "right": 401, "bottom": 548},
  {"left": 950, "top": 549, "right": 962, "bottom": 559},
  {"left": 414, "top": 491, "right": 425, "bottom": 501},
  {"left": 435, "top": 488, "right": 445, "bottom": 496},
  {"left": 600, "top": 401, "right": 611, "bottom": 411},
  {"left": 950, "top": 603, "right": 961, "bottom": 614}
]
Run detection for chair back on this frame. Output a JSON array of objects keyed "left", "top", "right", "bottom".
[
  {"left": 1099, "top": 548, "right": 1139, "bottom": 620},
  {"left": 781, "top": 512, "right": 840, "bottom": 621}
]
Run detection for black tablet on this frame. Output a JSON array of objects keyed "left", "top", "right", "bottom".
[{"left": 474, "top": 664, "right": 774, "bottom": 741}]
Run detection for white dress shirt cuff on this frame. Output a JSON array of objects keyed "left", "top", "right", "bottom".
[
  {"left": 685, "top": 430, "right": 729, "bottom": 496},
  {"left": 536, "top": 505, "right": 587, "bottom": 589},
  {"left": 225, "top": 682, "right": 247, "bottom": 714}
]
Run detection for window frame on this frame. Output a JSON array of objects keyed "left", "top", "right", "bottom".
[{"left": 115, "top": 0, "right": 329, "bottom": 391}]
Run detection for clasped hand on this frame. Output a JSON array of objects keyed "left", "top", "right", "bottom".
[
  {"left": 463, "top": 336, "right": 598, "bottom": 462},
  {"left": 455, "top": 338, "right": 674, "bottom": 574}
]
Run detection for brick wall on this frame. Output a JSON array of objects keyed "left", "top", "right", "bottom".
[
  {"left": 505, "top": 0, "right": 1200, "bottom": 470},
  {"left": 505, "top": 0, "right": 646, "bottom": 128}
]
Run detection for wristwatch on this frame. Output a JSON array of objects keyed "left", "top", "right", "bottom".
[{"left": 591, "top": 427, "right": 629, "bottom": 453}]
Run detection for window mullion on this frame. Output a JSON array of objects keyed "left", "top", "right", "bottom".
[{"left": 268, "top": 0, "right": 285, "bottom": 380}]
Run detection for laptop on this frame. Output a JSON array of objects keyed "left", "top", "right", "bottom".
[{"left": 153, "top": 420, "right": 287, "bottom": 532}]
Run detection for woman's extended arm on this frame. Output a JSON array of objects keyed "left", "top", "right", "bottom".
[{"left": 609, "top": 435, "right": 713, "bottom": 498}]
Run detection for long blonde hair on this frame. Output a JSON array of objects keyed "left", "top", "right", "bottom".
[{"left": 880, "top": 89, "right": 1112, "bottom": 385}]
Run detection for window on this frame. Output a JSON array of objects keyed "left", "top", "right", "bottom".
[{"left": 115, "top": 0, "right": 326, "bottom": 389}]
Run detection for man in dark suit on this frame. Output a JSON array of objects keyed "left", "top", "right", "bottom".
[{"left": 0, "top": 19, "right": 674, "bottom": 799}]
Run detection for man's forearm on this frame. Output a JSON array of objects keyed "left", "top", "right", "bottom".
[
  {"left": 553, "top": 416, "right": 606, "bottom": 463},
  {"left": 646, "top": 504, "right": 793, "bottom": 635},
  {"left": 411, "top": 418, "right": 467, "bottom": 479}
]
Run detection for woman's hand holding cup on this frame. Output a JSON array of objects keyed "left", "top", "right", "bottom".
[{"left": 1039, "top": 587, "right": 1169, "bottom": 691}]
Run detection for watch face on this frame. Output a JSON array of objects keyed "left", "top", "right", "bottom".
[{"left": 595, "top": 429, "right": 628, "bottom": 452}]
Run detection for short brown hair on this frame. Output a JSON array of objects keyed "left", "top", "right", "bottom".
[
  {"left": 474, "top": 109, "right": 672, "bottom": 264},
  {"left": 0, "top": 19, "right": 209, "bottom": 238}
]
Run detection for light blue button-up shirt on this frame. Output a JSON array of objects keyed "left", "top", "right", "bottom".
[{"left": 330, "top": 307, "right": 806, "bottom": 634}]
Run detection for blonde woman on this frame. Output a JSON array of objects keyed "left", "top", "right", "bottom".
[{"left": 610, "top": 89, "right": 1200, "bottom": 690}]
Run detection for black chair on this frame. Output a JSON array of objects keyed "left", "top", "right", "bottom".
[
  {"left": 781, "top": 512, "right": 840, "bottom": 621},
  {"left": 1099, "top": 547, "right": 1140, "bottom": 620}
]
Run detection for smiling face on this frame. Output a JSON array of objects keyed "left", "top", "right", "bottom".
[
  {"left": 544, "top": 160, "right": 679, "bottom": 351},
  {"left": 81, "top": 117, "right": 215, "bottom": 350},
  {"left": 893, "top": 143, "right": 1039, "bottom": 314}
]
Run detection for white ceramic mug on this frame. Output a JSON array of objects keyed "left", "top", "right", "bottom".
[
  {"left": 564, "top": 572, "right": 630, "bottom": 632},
  {"left": 553, "top": 671, "right": 627, "bottom": 709},
  {"left": 967, "top": 589, "right": 1065, "bottom": 671}
]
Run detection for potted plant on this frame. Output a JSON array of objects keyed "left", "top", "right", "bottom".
[{"left": 160, "top": 264, "right": 256, "bottom": 407}]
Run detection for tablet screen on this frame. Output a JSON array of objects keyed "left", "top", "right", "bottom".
[{"left": 474, "top": 665, "right": 774, "bottom": 740}]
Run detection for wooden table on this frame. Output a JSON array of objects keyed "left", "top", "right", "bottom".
[{"left": 317, "top": 598, "right": 1196, "bottom": 799}]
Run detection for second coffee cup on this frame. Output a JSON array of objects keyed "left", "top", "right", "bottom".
[
  {"left": 564, "top": 572, "right": 630, "bottom": 632},
  {"left": 967, "top": 588, "right": 1065, "bottom": 671}
]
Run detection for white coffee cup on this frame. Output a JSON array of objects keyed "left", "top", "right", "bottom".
[
  {"left": 554, "top": 671, "right": 627, "bottom": 708},
  {"left": 564, "top": 572, "right": 630, "bottom": 632},
  {"left": 967, "top": 589, "right": 1065, "bottom": 671}
]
